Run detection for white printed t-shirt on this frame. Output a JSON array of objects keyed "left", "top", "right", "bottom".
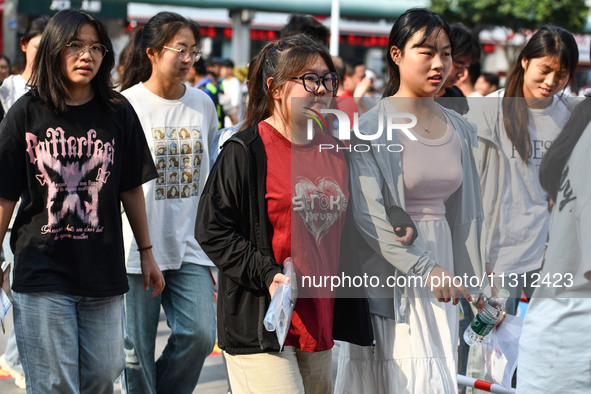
[
  {"left": 489, "top": 95, "right": 571, "bottom": 275},
  {"left": 517, "top": 120, "right": 591, "bottom": 393},
  {"left": 122, "top": 83, "right": 218, "bottom": 272}
]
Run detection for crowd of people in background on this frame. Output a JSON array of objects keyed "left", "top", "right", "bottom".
[{"left": 0, "top": 6, "right": 589, "bottom": 394}]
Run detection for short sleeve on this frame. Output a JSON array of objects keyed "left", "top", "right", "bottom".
[
  {"left": 118, "top": 100, "right": 158, "bottom": 192},
  {"left": 0, "top": 100, "right": 27, "bottom": 201},
  {"left": 573, "top": 126, "right": 591, "bottom": 268}
]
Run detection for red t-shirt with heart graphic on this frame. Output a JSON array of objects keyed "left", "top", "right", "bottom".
[{"left": 259, "top": 121, "right": 349, "bottom": 352}]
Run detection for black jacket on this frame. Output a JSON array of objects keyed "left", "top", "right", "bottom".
[{"left": 196, "top": 124, "right": 374, "bottom": 355}]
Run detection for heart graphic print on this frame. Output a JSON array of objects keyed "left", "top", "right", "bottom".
[{"left": 292, "top": 177, "right": 348, "bottom": 244}]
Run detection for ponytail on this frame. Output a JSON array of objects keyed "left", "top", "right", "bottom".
[
  {"left": 119, "top": 26, "right": 150, "bottom": 91},
  {"left": 382, "top": 64, "right": 400, "bottom": 98},
  {"left": 239, "top": 43, "right": 276, "bottom": 131},
  {"left": 119, "top": 12, "right": 201, "bottom": 92},
  {"left": 240, "top": 34, "right": 336, "bottom": 132}
]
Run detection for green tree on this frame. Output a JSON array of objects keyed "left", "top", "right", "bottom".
[{"left": 430, "top": 0, "right": 589, "bottom": 33}]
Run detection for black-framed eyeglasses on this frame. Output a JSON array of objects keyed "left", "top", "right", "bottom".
[
  {"left": 162, "top": 46, "right": 202, "bottom": 62},
  {"left": 65, "top": 41, "right": 108, "bottom": 59},
  {"left": 292, "top": 72, "right": 339, "bottom": 93}
]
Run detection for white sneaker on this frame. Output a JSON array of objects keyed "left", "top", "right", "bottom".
[{"left": 0, "top": 354, "right": 26, "bottom": 390}]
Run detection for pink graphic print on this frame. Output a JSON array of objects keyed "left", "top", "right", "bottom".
[
  {"left": 26, "top": 128, "right": 114, "bottom": 228},
  {"left": 292, "top": 177, "right": 348, "bottom": 244}
]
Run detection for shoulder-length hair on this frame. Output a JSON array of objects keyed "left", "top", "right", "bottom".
[
  {"left": 382, "top": 8, "right": 452, "bottom": 98},
  {"left": 502, "top": 26, "right": 578, "bottom": 163},
  {"left": 119, "top": 12, "right": 201, "bottom": 91},
  {"left": 30, "top": 9, "right": 120, "bottom": 113},
  {"left": 240, "top": 34, "right": 336, "bottom": 131}
]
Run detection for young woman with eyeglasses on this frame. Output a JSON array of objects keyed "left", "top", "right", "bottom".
[
  {"left": 336, "top": 9, "right": 487, "bottom": 393},
  {"left": 196, "top": 34, "right": 374, "bottom": 393},
  {"left": 118, "top": 11, "right": 217, "bottom": 394},
  {"left": 0, "top": 9, "right": 164, "bottom": 392}
]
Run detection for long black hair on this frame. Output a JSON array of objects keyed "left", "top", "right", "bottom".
[
  {"left": 383, "top": 8, "right": 453, "bottom": 97},
  {"left": 31, "top": 9, "right": 120, "bottom": 113},
  {"left": 502, "top": 26, "right": 578, "bottom": 163},
  {"left": 119, "top": 12, "right": 201, "bottom": 91},
  {"left": 539, "top": 98, "right": 590, "bottom": 202}
]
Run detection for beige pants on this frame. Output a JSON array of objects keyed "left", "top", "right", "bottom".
[{"left": 223, "top": 347, "right": 332, "bottom": 394}]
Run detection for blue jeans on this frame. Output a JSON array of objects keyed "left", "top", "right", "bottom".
[
  {"left": 13, "top": 291, "right": 124, "bottom": 394},
  {"left": 122, "top": 263, "right": 216, "bottom": 394},
  {"left": 4, "top": 330, "right": 23, "bottom": 375}
]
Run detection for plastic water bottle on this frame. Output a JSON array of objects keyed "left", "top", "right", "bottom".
[{"left": 463, "top": 289, "right": 510, "bottom": 347}]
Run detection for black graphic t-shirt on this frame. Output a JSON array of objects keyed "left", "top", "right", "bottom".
[{"left": 0, "top": 93, "right": 157, "bottom": 297}]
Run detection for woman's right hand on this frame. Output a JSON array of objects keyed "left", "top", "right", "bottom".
[
  {"left": 425, "top": 264, "right": 472, "bottom": 305},
  {"left": 394, "top": 226, "right": 414, "bottom": 246},
  {"left": 140, "top": 251, "right": 165, "bottom": 297},
  {"left": 269, "top": 273, "right": 290, "bottom": 299}
]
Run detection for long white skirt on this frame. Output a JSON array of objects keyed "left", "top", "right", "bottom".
[{"left": 335, "top": 219, "right": 459, "bottom": 394}]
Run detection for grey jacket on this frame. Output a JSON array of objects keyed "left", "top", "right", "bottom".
[
  {"left": 349, "top": 100, "right": 490, "bottom": 322},
  {"left": 465, "top": 94, "right": 504, "bottom": 263}
]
